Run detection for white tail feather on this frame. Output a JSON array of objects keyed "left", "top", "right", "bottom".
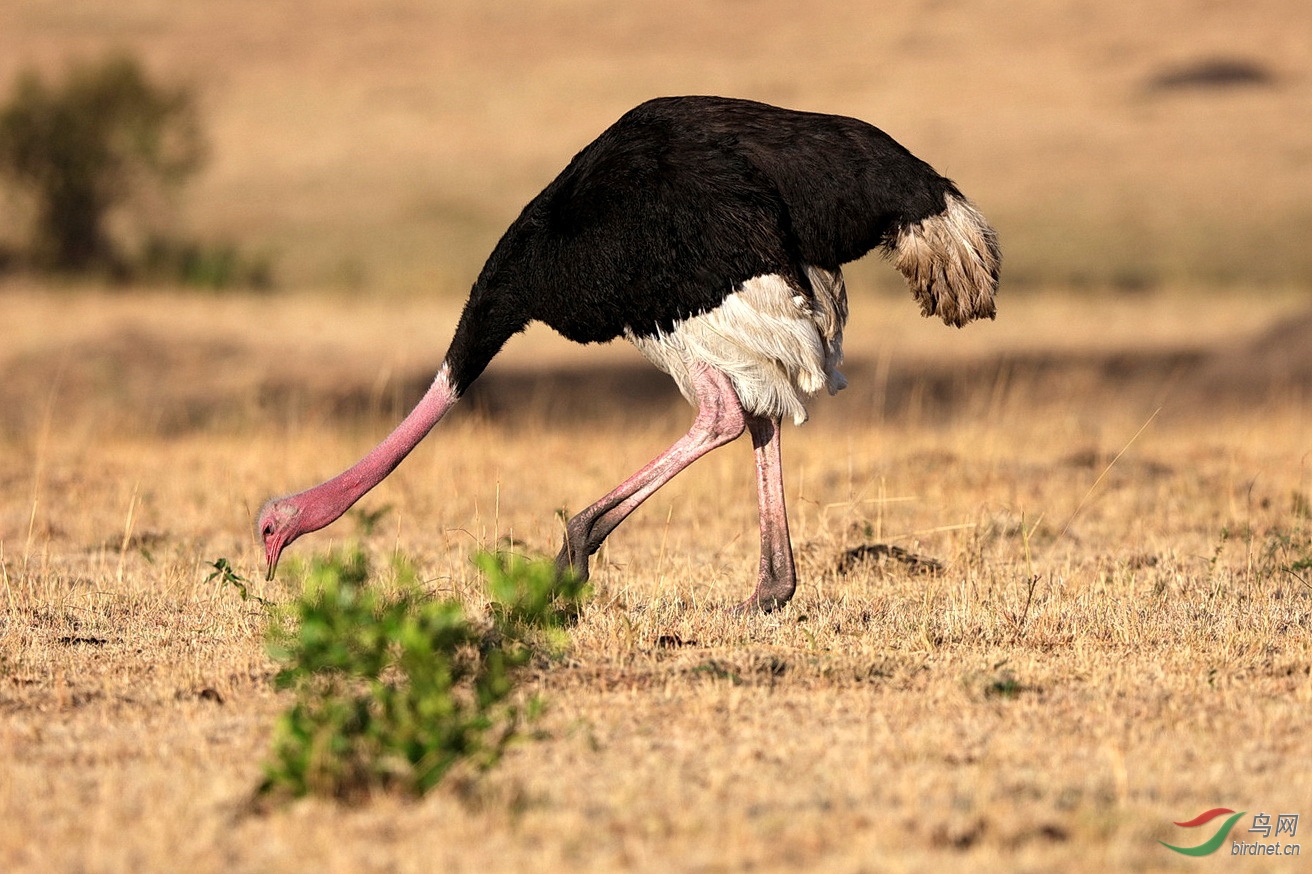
[{"left": 890, "top": 193, "right": 1000, "bottom": 328}]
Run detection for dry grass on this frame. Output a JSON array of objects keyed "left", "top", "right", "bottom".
[{"left": 2, "top": 286, "right": 1311, "bottom": 873}]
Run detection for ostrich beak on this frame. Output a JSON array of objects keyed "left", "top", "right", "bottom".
[{"left": 265, "top": 540, "right": 284, "bottom": 581}]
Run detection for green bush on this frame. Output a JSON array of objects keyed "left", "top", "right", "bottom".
[
  {"left": 257, "top": 548, "right": 588, "bottom": 803},
  {"left": 479, "top": 549, "right": 591, "bottom": 654},
  {"left": 0, "top": 54, "right": 204, "bottom": 273}
]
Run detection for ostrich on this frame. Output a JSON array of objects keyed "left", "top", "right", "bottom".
[{"left": 257, "top": 96, "right": 1000, "bottom": 612}]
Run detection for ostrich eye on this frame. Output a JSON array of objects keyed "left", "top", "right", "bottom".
[{"left": 262, "top": 522, "right": 274, "bottom": 537}]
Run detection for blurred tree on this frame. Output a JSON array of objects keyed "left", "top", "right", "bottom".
[{"left": 0, "top": 54, "right": 204, "bottom": 272}]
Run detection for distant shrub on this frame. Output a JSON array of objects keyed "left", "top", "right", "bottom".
[
  {"left": 257, "top": 547, "right": 588, "bottom": 803},
  {"left": 0, "top": 54, "right": 204, "bottom": 273},
  {"left": 0, "top": 53, "right": 273, "bottom": 288}
]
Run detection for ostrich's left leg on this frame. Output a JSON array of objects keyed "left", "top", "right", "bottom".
[
  {"left": 556, "top": 363, "right": 746, "bottom": 581},
  {"left": 736, "top": 414, "right": 797, "bottom": 613}
]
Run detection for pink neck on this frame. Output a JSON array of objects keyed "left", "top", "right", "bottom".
[{"left": 295, "top": 367, "right": 460, "bottom": 533}]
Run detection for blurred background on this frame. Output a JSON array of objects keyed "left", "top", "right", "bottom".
[
  {"left": 2, "top": 0, "right": 1309, "bottom": 295},
  {"left": 1, "top": 0, "right": 1310, "bottom": 445}
]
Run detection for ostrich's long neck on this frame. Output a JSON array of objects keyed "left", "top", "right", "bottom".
[
  {"left": 295, "top": 366, "right": 460, "bottom": 532},
  {"left": 289, "top": 279, "right": 530, "bottom": 536}
]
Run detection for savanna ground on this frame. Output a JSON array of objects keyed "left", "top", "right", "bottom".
[{"left": 3, "top": 2, "right": 1312, "bottom": 872}]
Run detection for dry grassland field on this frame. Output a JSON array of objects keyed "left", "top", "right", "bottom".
[{"left": 2, "top": 2, "right": 1312, "bottom": 873}]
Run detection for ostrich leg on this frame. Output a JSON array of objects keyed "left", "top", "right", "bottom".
[
  {"left": 735, "top": 414, "right": 797, "bottom": 613},
  {"left": 556, "top": 363, "right": 746, "bottom": 581}
]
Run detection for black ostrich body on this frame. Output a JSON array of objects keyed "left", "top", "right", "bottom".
[{"left": 446, "top": 95, "right": 982, "bottom": 392}]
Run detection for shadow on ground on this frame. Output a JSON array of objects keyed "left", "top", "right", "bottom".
[{"left": 2, "top": 311, "right": 1308, "bottom": 437}]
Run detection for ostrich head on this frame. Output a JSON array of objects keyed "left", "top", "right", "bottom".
[
  {"left": 257, "top": 497, "right": 304, "bottom": 580},
  {"left": 253, "top": 365, "right": 461, "bottom": 579}
]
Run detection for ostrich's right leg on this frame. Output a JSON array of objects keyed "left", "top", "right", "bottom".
[
  {"left": 733, "top": 414, "right": 797, "bottom": 614},
  {"left": 556, "top": 363, "right": 746, "bottom": 581}
]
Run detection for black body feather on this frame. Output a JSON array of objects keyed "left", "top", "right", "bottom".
[{"left": 443, "top": 96, "right": 963, "bottom": 394}]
